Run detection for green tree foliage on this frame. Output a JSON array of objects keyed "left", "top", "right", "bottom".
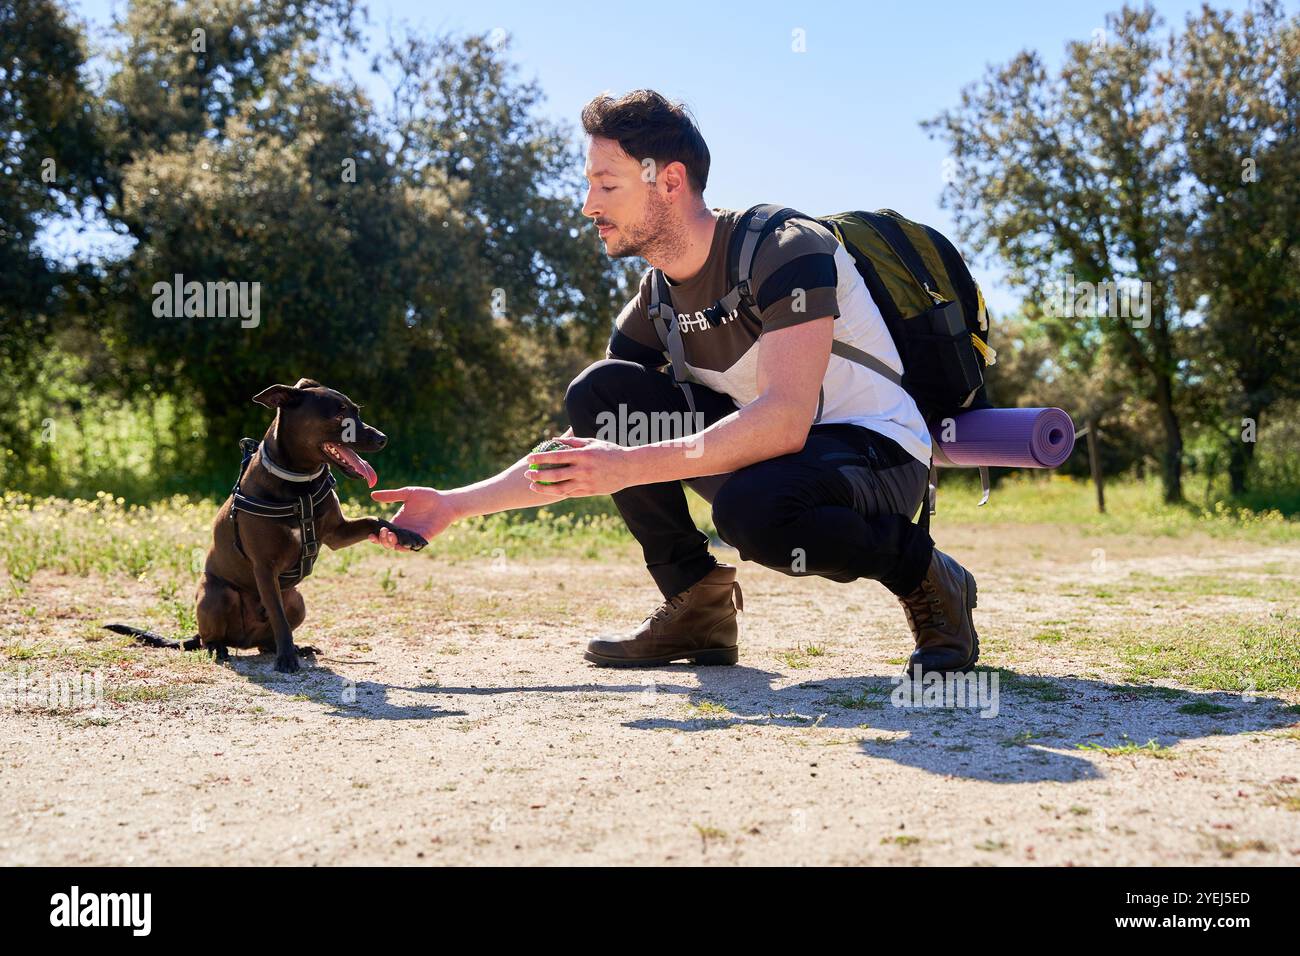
[
  {"left": 90, "top": 1, "right": 625, "bottom": 487},
  {"left": 1172, "top": 1, "right": 1300, "bottom": 493},
  {"left": 926, "top": 4, "right": 1190, "bottom": 502},
  {"left": 0, "top": 0, "right": 109, "bottom": 483},
  {"left": 928, "top": 2, "right": 1300, "bottom": 503}
]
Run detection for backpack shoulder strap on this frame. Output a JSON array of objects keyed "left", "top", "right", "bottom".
[
  {"left": 858, "top": 210, "right": 944, "bottom": 304},
  {"left": 717, "top": 204, "right": 796, "bottom": 317},
  {"left": 646, "top": 205, "right": 795, "bottom": 413},
  {"left": 646, "top": 268, "right": 698, "bottom": 414}
]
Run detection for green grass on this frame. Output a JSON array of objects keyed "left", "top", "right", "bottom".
[
  {"left": 1076, "top": 738, "right": 1176, "bottom": 759},
  {"left": 1117, "top": 611, "right": 1298, "bottom": 693},
  {"left": 926, "top": 472, "right": 1299, "bottom": 539},
  {"left": 104, "top": 684, "right": 192, "bottom": 703},
  {"left": 689, "top": 700, "right": 732, "bottom": 718},
  {"left": 777, "top": 644, "right": 826, "bottom": 669},
  {"left": 0, "top": 490, "right": 637, "bottom": 592},
  {"left": 1177, "top": 701, "right": 1234, "bottom": 716},
  {"left": 882, "top": 834, "right": 921, "bottom": 847},
  {"left": 1001, "top": 730, "right": 1042, "bottom": 747},
  {"left": 4, "top": 473, "right": 1297, "bottom": 591},
  {"left": 821, "top": 688, "right": 885, "bottom": 710},
  {"left": 992, "top": 670, "right": 1069, "bottom": 702}
]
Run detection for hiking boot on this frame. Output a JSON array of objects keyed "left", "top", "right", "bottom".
[
  {"left": 584, "top": 564, "right": 743, "bottom": 667},
  {"left": 898, "top": 548, "right": 979, "bottom": 674}
]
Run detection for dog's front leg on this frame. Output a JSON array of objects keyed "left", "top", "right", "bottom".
[
  {"left": 326, "top": 518, "right": 427, "bottom": 552},
  {"left": 252, "top": 563, "right": 299, "bottom": 673}
]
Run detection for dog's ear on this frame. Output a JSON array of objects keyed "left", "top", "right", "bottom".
[
  {"left": 252, "top": 384, "right": 306, "bottom": 409},
  {"left": 294, "top": 378, "right": 323, "bottom": 390}
]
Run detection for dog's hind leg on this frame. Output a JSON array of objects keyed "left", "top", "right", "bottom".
[{"left": 196, "top": 573, "right": 241, "bottom": 660}]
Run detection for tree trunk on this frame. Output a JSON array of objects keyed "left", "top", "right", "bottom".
[
  {"left": 1227, "top": 404, "right": 1262, "bottom": 496},
  {"left": 1153, "top": 373, "right": 1184, "bottom": 504},
  {"left": 1085, "top": 420, "right": 1105, "bottom": 514}
]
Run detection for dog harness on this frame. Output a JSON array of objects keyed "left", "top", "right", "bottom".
[{"left": 229, "top": 438, "right": 337, "bottom": 586}]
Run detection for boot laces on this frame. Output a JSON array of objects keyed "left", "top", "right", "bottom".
[
  {"left": 901, "top": 580, "right": 946, "bottom": 630},
  {"left": 648, "top": 593, "right": 687, "bottom": 624}
]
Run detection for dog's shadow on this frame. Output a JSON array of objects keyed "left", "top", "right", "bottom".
[
  {"left": 430, "top": 666, "right": 1298, "bottom": 784},
  {"left": 225, "top": 653, "right": 467, "bottom": 721}
]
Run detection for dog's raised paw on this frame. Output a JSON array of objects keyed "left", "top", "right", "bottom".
[{"left": 397, "top": 529, "right": 428, "bottom": 551}]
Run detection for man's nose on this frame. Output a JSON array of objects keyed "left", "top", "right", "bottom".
[{"left": 581, "top": 187, "right": 599, "bottom": 220}]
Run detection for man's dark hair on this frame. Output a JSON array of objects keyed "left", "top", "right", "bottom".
[{"left": 581, "top": 89, "right": 711, "bottom": 194}]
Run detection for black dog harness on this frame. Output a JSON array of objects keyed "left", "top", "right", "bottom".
[{"left": 230, "top": 438, "right": 337, "bottom": 586}]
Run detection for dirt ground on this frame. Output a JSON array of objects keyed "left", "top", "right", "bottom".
[{"left": 2, "top": 520, "right": 1298, "bottom": 866}]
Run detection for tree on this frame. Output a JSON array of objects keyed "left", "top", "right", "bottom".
[
  {"left": 925, "top": 5, "right": 1190, "bottom": 502},
  {"left": 0, "top": 0, "right": 108, "bottom": 483},
  {"left": 1172, "top": 1, "right": 1300, "bottom": 494},
  {"left": 95, "top": 1, "right": 625, "bottom": 483}
]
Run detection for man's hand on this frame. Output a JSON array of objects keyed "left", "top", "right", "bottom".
[
  {"left": 525, "top": 436, "right": 639, "bottom": 498},
  {"left": 369, "top": 486, "right": 457, "bottom": 551}
]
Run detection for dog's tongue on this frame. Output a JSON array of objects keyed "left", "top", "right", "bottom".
[{"left": 334, "top": 445, "right": 377, "bottom": 488}]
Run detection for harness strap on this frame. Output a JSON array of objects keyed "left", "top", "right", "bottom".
[{"left": 229, "top": 438, "right": 336, "bottom": 585}]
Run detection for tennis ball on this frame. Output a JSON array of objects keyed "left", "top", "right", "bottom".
[{"left": 529, "top": 438, "right": 570, "bottom": 485}]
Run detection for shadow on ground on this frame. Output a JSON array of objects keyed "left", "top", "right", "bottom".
[
  {"left": 225, "top": 653, "right": 466, "bottom": 721},
  {"left": 429, "top": 666, "right": 1298, "bottom": 784}
]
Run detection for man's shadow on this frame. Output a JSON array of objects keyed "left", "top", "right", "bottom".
[{"left": 430, "top": 664, "right": 1297, "bottom": 784}]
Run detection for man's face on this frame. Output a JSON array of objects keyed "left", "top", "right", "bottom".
[{"left": 581, "top": 135, "right": 677, "bottom": 261}]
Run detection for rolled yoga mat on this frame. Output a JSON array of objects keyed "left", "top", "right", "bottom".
[{"left": 931, "top": 407, "right": 1075, "bottom": 469}]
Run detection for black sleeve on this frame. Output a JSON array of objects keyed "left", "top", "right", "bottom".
[{"left": 607, "top": 326, "right": 668, "bottom": 369}]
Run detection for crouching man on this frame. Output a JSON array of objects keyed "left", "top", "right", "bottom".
[{"left": 371, "top": 90, "right": 978, "bottom": 674}]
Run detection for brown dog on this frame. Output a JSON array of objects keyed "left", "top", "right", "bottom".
[{"left": 107, "top": 378, "right": 426, "bottom": 672}]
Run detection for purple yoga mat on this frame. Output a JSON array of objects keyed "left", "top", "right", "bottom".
[{"left": 931, "top": 407, "right": 1075, "bottom": 469}]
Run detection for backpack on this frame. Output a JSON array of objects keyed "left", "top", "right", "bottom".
[{"left": 646, "top": 204, "right": 996, "bottom": 426}]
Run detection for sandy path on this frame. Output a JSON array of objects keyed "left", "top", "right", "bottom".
[{"left": 2, "top": 530, "right": 1297, "bottom": 865}]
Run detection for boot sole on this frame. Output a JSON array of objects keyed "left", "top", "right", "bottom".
[{"left": 583, "top": 645, "right": 739, "bottom": 668}]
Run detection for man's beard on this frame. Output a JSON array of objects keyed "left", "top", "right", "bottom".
[{"left": 604, "top": 190, "right": 687, "bottom": 262}]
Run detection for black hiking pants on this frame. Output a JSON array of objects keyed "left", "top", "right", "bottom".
[{"left": 564, "top": 359, "right": 935, "bottom": 600}]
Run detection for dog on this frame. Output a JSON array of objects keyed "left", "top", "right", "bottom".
[{"left": 106, "top": 378, "right": 427, "bottom": 672}]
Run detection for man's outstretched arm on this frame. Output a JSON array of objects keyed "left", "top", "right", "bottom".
[
  {"left": 368, "top": 428, "right": 573, "bottom": 551},
  {"left": 370, "top": 317, "right": 832, "bottom": 549}
]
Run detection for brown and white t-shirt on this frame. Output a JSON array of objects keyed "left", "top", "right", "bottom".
[{"left": 607, "top": 206, "right": 933, "bottom": 464}]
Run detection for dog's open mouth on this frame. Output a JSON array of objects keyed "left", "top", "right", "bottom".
[{"left": 322, "top": 442, "right": 377, "bottom": 488}]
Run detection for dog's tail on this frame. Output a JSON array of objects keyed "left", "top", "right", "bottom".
[{"left": 104, "top": 623, "right": 202, "bottom": 651}]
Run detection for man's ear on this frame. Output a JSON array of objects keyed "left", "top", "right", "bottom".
[{"left": 252, "top": 384, "right": 305, "bottom": 409}]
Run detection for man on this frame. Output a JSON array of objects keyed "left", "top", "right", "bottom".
[{"left": 371, "top": 89, "right": 979, "bottom": 674}]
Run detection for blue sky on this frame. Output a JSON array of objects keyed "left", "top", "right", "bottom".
[{"left": 64, "top": 0, "right": 1279, "bottom": 316}]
